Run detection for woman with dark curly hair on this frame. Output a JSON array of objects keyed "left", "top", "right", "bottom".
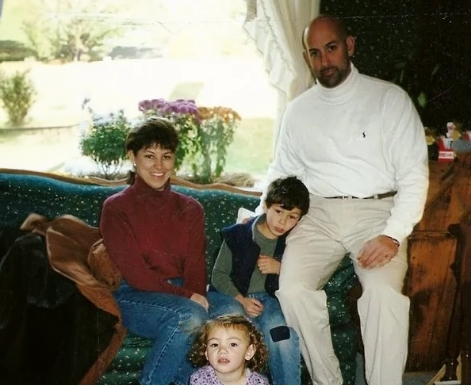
[{"left": 188, "top": 315, "right": 269, "bottom": 385}]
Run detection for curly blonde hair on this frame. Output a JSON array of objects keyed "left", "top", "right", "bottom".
[{"left": 188, "top": 314, "right": 269, "bottom": 373}]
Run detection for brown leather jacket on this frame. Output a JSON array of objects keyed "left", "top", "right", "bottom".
[{"left": 20, "top": 213, "right": 126, "bottom": 384}]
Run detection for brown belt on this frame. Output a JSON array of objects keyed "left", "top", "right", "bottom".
[{"left": 325, "top": 191, "right": 397, "bottom": 200}]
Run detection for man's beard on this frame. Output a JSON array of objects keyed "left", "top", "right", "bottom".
[{"left": 317, "top": 60, "right": 350, "bottom": 88}]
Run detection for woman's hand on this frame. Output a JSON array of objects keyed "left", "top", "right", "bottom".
[
  {"left": 190, "top": 293, "right": 209, "bottom": 310},
  {"left": 257, "top": 255, "right": 281, "bottom": 275}
]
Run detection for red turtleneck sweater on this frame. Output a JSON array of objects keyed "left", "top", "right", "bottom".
[{"left": 99, "top": 175, "right": 206, "bottom": 298}]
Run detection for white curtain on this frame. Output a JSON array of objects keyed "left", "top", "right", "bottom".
[{"left": 244, "top": 0, "right": 320, "bottom": 148}]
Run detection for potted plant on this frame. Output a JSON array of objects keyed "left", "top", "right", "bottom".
[{"left": 79, "top": 109, "right": 135, "bottom": 179}]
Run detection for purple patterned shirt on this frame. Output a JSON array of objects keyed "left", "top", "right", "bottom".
[{"left": 190, "top": 365, "right": 269, "bottom": 385}]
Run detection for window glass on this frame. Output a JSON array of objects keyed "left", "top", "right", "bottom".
[{"left": 0, "top": 0, "right": 275, "bottom": 185}]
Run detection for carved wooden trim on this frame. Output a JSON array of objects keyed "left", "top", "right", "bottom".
[{"left": 0, "top": 168, "right": 262, "bottom": 197}]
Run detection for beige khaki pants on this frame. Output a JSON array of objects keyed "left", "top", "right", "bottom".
[{"left": 276, "top": 195, "right": 409, "bottom": 385}]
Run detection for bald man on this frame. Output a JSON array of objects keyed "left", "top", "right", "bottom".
[{"left": 260, "top": 14, "right": 429, "bottom": 384}]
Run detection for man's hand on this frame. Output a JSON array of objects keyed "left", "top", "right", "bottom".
[
  {"left": 236, "top": 294, "right": 264, "bottom": 318},
  {"left": 190, "top": 293, "right": 209, "bottom": 310},
  {"left": 357, "top": 235, "right": 399, "bottom": 269},
  {"left": 257, "top": 255, "right": 281, "bottom": 275}
]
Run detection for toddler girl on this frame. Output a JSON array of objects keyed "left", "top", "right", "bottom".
[{"left": 188, "top": 314, "right": 269, "bottom": 385}]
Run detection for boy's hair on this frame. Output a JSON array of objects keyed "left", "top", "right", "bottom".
[
  {"left": 188, "top": 314, "right": 269, "bottom": 373},
  {"left": 265, "top": 176, "right": 310, "bottom": 216}
]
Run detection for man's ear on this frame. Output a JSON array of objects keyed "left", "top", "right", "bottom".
[
  {"left": 346, "top": 35, "right": 355, "bottom": 57},
  {"left": 303, "top": 50, "right": 316, "bottom": 83},
  {"left": 245, "top": 344, "right": 256, "bottom": 361},
  {"left": 303, "top": 50, "right": 310, "bottom": 68}
]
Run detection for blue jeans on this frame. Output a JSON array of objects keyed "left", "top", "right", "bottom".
[
  {"left": 208, "top": 291, "right": 301, "bottom": 385},
  {"left": 114, "top": 280, "right": 208, "bottom": 385}
]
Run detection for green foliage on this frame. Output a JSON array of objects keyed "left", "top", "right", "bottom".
[
  {"left": 389, "top": 51, "right": 442, "bottom": 118},
  {"left": 165, "top": 114, "right": 201, "bottom": 173},
  {"left": 47, "top": 20, "right": 121, "bottom": 62},
  {"left": 192, "top": 106, "right": 239, "bottom": 183},
  {"left": 21, "top": 21, "right": 48, "bottom": 60},
  {"left": 80, "top": 110, "right": 133, "bottom": 179},
  {"left": 0, "top": 40, "right": 37, "bottom": 62},
  {"left": 20, "top": 0, "right": 125, "bottom": 62},
  {"left": 0, "top": 70, "right": 36, "bottom": 127}
]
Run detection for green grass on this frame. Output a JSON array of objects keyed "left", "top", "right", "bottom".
[
  {"left": 168, "top": 82, "right": 205, "bottom": 101},
  {"left": 225, "top": 117, "right": 274, "bottom": 177}
]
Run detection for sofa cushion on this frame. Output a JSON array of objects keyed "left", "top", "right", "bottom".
[{"left": 0, "top": 172, "right": 259, "bottom": 277}]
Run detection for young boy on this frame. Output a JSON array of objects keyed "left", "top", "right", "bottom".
[{"left": 207, "top": 176, "right": 310, "bottom": 385}]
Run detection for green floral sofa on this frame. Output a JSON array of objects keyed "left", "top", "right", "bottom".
[{"left": 0, "top": 169, "right": 358, "bottom": 384}]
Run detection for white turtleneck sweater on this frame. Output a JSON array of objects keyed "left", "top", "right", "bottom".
[{"left": 263, "top": 64, "right": 429, "bottom": 243}]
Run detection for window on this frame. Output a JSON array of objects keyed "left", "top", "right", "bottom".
[{"left": 0, "top": 0, "right": 276, "bottom": 186}]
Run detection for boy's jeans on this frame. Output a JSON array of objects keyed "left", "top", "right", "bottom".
[
  {"left": 114, "top": 280, "right": 208, "bottom": 385},
  {"left": 208, "top": 291, "right": 301, "bottom": 385}
]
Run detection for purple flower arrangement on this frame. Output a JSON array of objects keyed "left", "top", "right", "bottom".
[{"left": 138, "top": 98, "right": 200, "bottom": 121}]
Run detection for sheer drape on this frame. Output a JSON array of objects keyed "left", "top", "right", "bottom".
[{"left": 244, "top": 0, "right": 320, "bottom": 147}]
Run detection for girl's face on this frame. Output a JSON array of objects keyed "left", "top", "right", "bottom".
[
  {"left": 205, "top": 326, "right": 255, "bottom": 382},
  {"left": 128, "top": 144, "right": 175, "bottom": 191}
]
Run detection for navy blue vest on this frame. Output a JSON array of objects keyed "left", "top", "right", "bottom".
[{"left": 220, "top": 216, "right": 287, "bottom": 297}]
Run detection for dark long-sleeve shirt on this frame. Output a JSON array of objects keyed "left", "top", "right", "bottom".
[{"left": 99, "top": 175, "right": 206, "bottom": 298}]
